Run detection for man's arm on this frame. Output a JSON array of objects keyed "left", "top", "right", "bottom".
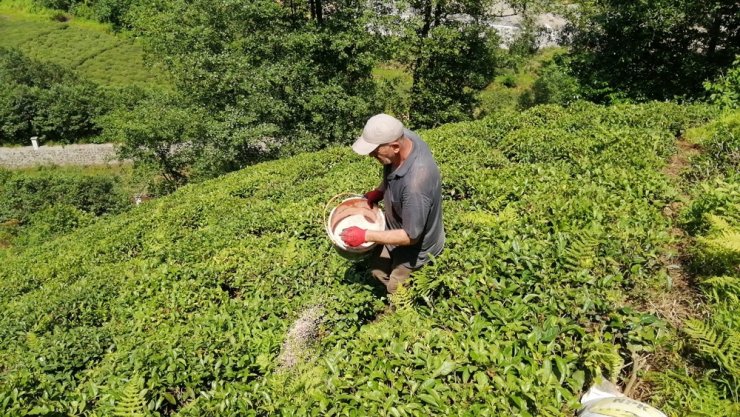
[{"left": 365, "top": 228, "right": 417, "bottom": 246}]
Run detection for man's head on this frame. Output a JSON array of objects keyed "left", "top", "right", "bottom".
[{"left": 352, "top": 114, "right": 405, "bottom": 157}]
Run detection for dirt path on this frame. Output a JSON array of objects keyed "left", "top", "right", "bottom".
[
  {"left": 651, "top": 138, "right": 705, "bottom": 329},
  {"left": 625, "top": 138, "right": 706, "bottom": 399}
]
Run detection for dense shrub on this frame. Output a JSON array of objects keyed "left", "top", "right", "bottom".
[
  {"left": 567, "top": 1, "right": 739, "bottom": 102},
  {"left": 0, "top": 168, "right": 131, "bottom": 250},
  {"left": 0, "top": 48, "right": 110, "bottom": 145},
  {"left": 519, "top": 59, "right": 582, "bottom": 109},
  {"left": 33, "top": 0, "right": 139, "bottom": 29},
  {"left": 0, "top": 168, "right": 130, "bottom": 224}
]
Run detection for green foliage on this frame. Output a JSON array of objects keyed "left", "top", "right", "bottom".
[
  {"left": 389, "top": 282, "right": 413, "bottom": 312},
  {"left": 0, "top": 47, "right": 111, "bottom": 144},
  {"left": 112, "top": 376, "right": 148, "bottom": 417},
  {"left": 477, "top": 47, "right": 568, "bottom": 116},
  {"left": 379, "top": 0, "right": 500, "bottom": 128},
  {"left": 71, "top": 0, "right": 139, "bottom": 30},
  {"left": 681, "top": 180, "right": 740, "bottom": 235},
  {"left": 683, "top": 320, "right": 740, "bottom": 384},
  {"left": 501, "top": 74, "right": 518, "bottom": 88},
  {"left": 101, "top": 90, "right": 207, "bottom": 190},
  {"left": 408, "top": 23, "right": 498, "bottom": 128},
  {"left": 655, "top": 107, "right": 740, "bottom": 412},
  {"left": 520, "top": 58, "right": 582, "bottom": 108},
  {"left": 581, "top": 335, "right": 623, "bottom": 381},
  {"left": 691, "top": 215, "right": 740, "bottom": 276},
  {"left": 0, "top": 101, "right": 722, "bottom": 416},
  {"left": 705, "top": 56, "right": 740, "bottom": 109},
  {"left": 684, "top": 109, "right": 740, "bottom": 182},
  {"left": 0, "top": 167, "right": 129, "bottom": 222},
  {"left": 0, "top": 167, "right": 130, "bottom": 248},
  {"left": 567, "top": 0, "right": 740, "bottom": 102},
  {"left": 562, "top": 226, "right": 601, "bottom": 271},
  {"left": 0, "top": 9, "right": 165, "bottom": 86},
  {"left": 649, "top": 370, "right": 740, "bottom": 417},
  {"left": 15, "top": 204, "right": 94, "bottom": 246},
  {"left": 25, "top": 0, "right": 140, "bottom": 30},
  {"left": 701, "top": 276, "right": 740, "bottom": 304},
  {"left": 127, "top": 0, "right": 380, "bottom": 163}
]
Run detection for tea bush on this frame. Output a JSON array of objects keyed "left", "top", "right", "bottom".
[
  {"left": 0, "top": 11, "right": 164, "bottom": 86},
  {"left": 0, "top": 102, "right": 732, "bottom": 416},
  {"left": 0, "top": 167, "right": 131, "bottom": 248}
]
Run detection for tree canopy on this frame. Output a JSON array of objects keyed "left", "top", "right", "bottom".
[{"left": 567, "top": 0, "right": 740, "bottom": 102}]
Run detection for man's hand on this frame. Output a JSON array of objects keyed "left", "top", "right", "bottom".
[
  {"left": 340, "top": 226, "right": 366, "bottom": 247},
  {"left": 364, "top": 189, "right": 384, "bottom": 208}
]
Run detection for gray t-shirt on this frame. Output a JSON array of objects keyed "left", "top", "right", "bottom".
[{"left": 382, "top": 129, "right": 445, "bottom": 269}]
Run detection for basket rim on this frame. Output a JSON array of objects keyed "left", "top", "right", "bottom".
[{"left": 325, "top": 196, "right": 385, "bottom": 253}]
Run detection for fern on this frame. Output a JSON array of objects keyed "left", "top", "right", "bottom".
[
  {"left": 695, "top": 233, "right": 740, "bottom": 273},
  {"left": 389, "top": 282, "right": 413, "bottom": 312},
  {"left": 563, "top": 227, "right": 601, "bottom": 271},
  {"left": 649, "top": 369, "right": 740, "bottom": 416},
  {"left": 693, "top": 214, "right": 740, "bottom": 274},
  {"left": 683, "top": 320, "right": 740, "bottom": 380},
  {"left": 582, "top": 338, "right": 623, "bottom": 381},
  {"left": 409, "top": 259, "right": 448, "bottom": 303},
  {"left": 701, "top": 276, "right": 740, "bottom": 303},
  {"left": 113, "top": 377, "right": 147, "bottom": 417}
]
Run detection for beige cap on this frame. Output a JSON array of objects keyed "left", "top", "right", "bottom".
[{"left": 352, "top": 114, "right": 404, "bottom": 155}]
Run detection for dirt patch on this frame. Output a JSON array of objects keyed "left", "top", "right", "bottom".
[
  {"left": 664, "top": 140, "right": 700, "bottom": 180},
  {"left": 649, "top": 138, "right": 707, "bottom": 328},
  {"left": 647, "top": 248, "right": 707, "bottom": 329},
  {"left": 622, "top": 138, "right": 708, "bottom": 399}
]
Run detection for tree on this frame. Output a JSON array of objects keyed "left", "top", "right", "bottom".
[
  {"left": 128, "top": 0, "right": 381, "bottom": 164},
  {"left": 373, "top": 0, "right": 501, "bottom": 128},
  {"left": 102, "top": 91, "right": 207, "bottom": 190},
  {"left": 567, "top": 0, "right": 740, "bottom": 102},
  {"left": 0, "top": 47, "right": 107, "bottom": 145}
]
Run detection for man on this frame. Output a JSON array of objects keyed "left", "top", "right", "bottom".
[{"left": 340, "top": 113, "right": 445, "bottom": 294}]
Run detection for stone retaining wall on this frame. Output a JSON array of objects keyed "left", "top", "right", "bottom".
[{"left": 0, "top": 144, "right": 130, "bottom": 169}]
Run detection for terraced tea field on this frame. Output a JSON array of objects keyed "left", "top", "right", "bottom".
[
  {"left": 0, "top": 9, "right": 166, "bottom": 86},
  {"left": 2, "top": 102, "right": 737, "bottom": 416}
]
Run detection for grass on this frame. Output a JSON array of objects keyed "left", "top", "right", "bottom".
[
  {"left": 0, "top": 1, "right": 167, "bottom": 87},
  {"left": 372, "top": 62, "right": 413, "bottom": 93}
]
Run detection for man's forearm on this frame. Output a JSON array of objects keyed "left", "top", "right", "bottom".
[{"left": 365, "top": 228, "right": 415, "bottom": 246}]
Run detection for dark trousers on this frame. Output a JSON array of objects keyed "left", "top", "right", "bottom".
[{"left": 370, "top": 245, "right": 412, "bottom": 294}]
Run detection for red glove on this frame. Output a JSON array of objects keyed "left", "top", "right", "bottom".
[
  {"left": 340, "top": 226, "right": 367, "bottom": 247},
  {"left": 364, "top": 189, "right": 384, "bottom": 208}
]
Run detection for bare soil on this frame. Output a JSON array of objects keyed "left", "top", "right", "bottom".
[{"left": 623, "top": 138, "right": 707, "bottom": 400}]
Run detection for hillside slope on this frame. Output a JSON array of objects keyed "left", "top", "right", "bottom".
[
  {"left": 0, "top": 102, "right": 722, "bottom": 416},
  {"left": 0, "top": 8, "right": 164, "bottom": 86}
]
